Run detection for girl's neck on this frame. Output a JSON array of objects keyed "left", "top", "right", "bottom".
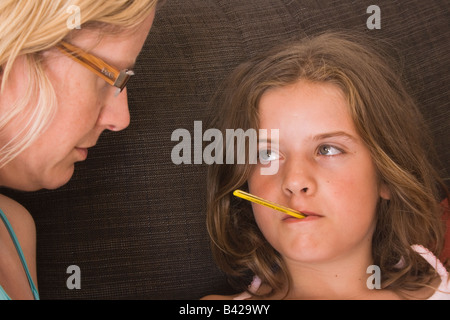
[{"left": 280, "top": 248, "right": 400, "bottom": 299}]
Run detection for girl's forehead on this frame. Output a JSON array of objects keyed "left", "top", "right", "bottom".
[{"left": 259, "top": 81, "right": 352, "bottom": 124}]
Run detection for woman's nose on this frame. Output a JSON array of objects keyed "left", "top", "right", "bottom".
[{"left": 97, "top": 87, "right": 131, "bottom": 132}]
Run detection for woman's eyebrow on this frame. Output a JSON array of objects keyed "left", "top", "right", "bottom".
[
  {"left": 100, "top": 53, "right": 135, "bottom": 70},
  {"left": 125, "top": 61, "right": 136, "bottom": 70},
  {"left": 87, "top": 45, "right": 136, "bottom": 71},
  {"left": 115, "top": 60, "right": 136, "bottom": 71}
]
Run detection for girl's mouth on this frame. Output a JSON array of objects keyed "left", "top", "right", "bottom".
[{"left": 282, "top": 211, "right": 322, "bottom": 222}]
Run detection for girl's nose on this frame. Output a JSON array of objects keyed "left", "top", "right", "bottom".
[{"left": 281, "top": 160, "right": 315, "bottom": 197}]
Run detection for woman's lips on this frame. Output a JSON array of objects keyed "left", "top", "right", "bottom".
[{"left": 75, "top": 144, "right": 96, "bottom": 161}]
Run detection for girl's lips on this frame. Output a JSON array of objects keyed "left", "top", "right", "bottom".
[{"left": 282, "top": 211, "right": 322, "bottom": 222}]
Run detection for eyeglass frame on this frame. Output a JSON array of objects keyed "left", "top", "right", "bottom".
[{"left": 56, "top": 41, "right": 134, "bottom": 96}]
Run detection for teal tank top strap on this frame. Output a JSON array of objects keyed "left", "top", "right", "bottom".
[
  {"left": 0, "top": 285, "right": 11, "bottom": 300},
  {"left": 0, "top": 208, "right": 39, "bottom": 300}
]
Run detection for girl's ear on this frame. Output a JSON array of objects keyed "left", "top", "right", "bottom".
[{"left": 379, "top": 183, "right": 391, "bottom": 200}]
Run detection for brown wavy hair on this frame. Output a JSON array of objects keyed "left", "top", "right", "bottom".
[{"left": 206, "top": 31, "right": 449, "bottom": 298}]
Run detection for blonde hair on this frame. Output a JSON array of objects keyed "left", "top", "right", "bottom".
[
  {"left": 0, "top": 0, "right": 159, "bottom": 168},
  {"left": 206, "top": 32, "right": 448, "bottom": 298}
]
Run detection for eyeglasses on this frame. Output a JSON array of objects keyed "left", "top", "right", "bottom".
[{"left": 56, "top": 41, "right": 134, "bottom": 96}]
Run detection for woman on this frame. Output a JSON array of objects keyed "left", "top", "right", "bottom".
[{"left": 0, "top": 0, "right": 159, "bottom": 299}]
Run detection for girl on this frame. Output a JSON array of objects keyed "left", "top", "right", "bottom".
[{"left": 204, "top": 32, "right": 449, "bottom": 299}]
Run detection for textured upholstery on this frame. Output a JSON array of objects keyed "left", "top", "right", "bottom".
[{"left": 1, "top": 0, "right": 449, "bottom": 299}]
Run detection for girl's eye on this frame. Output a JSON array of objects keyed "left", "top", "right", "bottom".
[
  {"left": 258, "top": 149, "right": 280, "bottom": 163},
  {"left": 318, "top": 145, "right": 342, "bottom": 156}
]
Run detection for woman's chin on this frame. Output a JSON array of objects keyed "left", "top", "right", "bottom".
[{"left": 40, "top": 167, "right": 75, "bottom": 191}]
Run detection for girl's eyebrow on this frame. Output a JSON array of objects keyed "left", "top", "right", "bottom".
[
  {"left": 259, "top": 131, "right": 357, "bottom": 143},
  {"left": 312, "top": 131, "right": 357, "bottom": 142},
  {"left": 258, "top": 138, "right": 275, "bottom": 145}
]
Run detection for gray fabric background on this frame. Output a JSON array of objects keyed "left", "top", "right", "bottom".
[{"left": 2, "top": 0, "right": 448, "bottom": 299}]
